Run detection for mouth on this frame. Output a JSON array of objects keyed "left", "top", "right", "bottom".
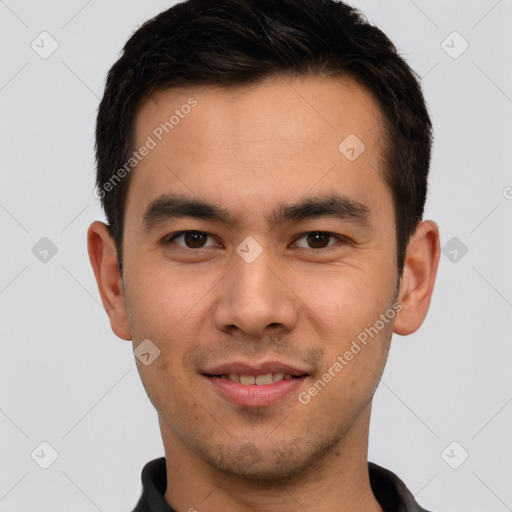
[
  {"left": 204, "top": 372, "right": 304, "bottom": 385},
  {"left": 202, "top": 362, "right": 310, "bottom": 407}
]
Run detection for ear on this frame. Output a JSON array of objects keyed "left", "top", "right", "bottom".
[
  {"left": 394, "top": 220, "right": 440, "bottom": 336},
  {"left": 87, "top": 221, "right": 132, "bottom": 340}
]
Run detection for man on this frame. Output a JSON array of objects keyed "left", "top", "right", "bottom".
[{"left": 87, "top": 0, "right": 440, "bottom": 510}]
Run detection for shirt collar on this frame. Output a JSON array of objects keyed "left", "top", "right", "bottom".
[{"left": 132, "top": 457, "right": 432, "bottom": 512}]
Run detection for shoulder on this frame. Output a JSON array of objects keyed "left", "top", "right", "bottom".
[{"left": 369, "top": 462, "right": 434, "bottom": 512}]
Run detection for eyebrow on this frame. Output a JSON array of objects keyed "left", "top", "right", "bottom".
[{"left": 142, "top": 193, "right": 371, "bottom": 231}]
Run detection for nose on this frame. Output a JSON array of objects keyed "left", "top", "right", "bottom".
[{"left": 212, "top": 248, "right": 299, "bottom": 338}]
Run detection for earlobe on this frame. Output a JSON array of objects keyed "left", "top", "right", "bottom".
[
  {"left": 87, "top": 221, "right": 132, "bottom": 340},
  {"left": 393, "top": 220, "right": 440, "bottom": 336}
]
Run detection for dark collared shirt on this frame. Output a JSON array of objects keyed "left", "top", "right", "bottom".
[{"left": 132, "top": 457, "right": 432, "bottom": 512}]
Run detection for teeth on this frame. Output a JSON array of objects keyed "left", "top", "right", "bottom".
[
  {"left": 255, "top": 373, "right": 273, "bottom": 385},
  {"left": 240, "top": 375, "right": 256, "bottom": 385},
  {"left": 223, "top": 372, "right": 299, "bottom": 385}
]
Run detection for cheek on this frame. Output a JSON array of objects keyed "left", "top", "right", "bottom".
[
  {"left": 123, "top": 259, "right": 211, "bottom": 339},
  {"left": 307, "top": 315, "right": 394, "bottom": 415},
  {"left": 305, "top": 265, "right": 396, "bottom": 332},
  {"left": 123, "top": 263, "right": 211, "bottom": 390},
  {"left": 299, "top": 265, "right": 397, "bottom": 393}
]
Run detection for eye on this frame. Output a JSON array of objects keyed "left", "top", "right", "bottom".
[
  {"left": 293, "top": 231, "right": 344, "bottom": 249},
  {"left": 165, "top": 231, "right": 218, "bottom": 249}
]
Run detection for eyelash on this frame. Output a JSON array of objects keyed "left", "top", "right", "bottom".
[{"left": 163, "top": 230, "right": 349, "bottom": 251}]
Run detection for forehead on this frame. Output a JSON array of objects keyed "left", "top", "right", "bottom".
[
  {"left": 135, "top": 74, "right": 382, "bottom": 151},
  {"left": 126, "top": 74, "right": 389, "bottom": 226}
]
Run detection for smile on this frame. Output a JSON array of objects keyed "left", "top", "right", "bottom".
[{"left": 214, "top": 372, "right": 301, "bottom": 385}]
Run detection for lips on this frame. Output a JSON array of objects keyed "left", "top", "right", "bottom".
[
  {"left": 203, "top": 361, "right": 308, "bottom": 377},
  {"left": 219, "top": 372, "right": 297, "bottom": 385},
  {"left": 202, "top": 361, "right": 310, "bottom": 407}
]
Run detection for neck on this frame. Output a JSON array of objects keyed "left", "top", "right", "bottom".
[{"left": 160, "top": 403, "right": 383, "bottom": 512}]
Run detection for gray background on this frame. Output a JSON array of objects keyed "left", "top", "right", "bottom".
[{"left": 1, "top": 0, "right": 511, "bottom": 510}]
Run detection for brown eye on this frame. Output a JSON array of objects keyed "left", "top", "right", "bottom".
[
  {"left": 307, "top": 232, "right": 331, "bottom": 248},
  {"left": 167, "top": 231, "right": 215, "bottom": 249},
  {"left": 294, "top": 232, "right": 338, "bottom": 249},
  {"left": 184, "top": 232, "right": 207, "bottom": 248}
]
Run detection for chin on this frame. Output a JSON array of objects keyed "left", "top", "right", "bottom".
[{"left": 200, "top": 437, "right": 334, "bottom": 483}]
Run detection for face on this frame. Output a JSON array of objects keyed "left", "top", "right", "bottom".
[{"left": 90, "top": 74, "right": 438, "bottom": 482}]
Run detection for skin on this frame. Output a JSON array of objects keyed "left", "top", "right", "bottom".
[{"left": 88, "top": 74, "right": 440, "bottom": 511}]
